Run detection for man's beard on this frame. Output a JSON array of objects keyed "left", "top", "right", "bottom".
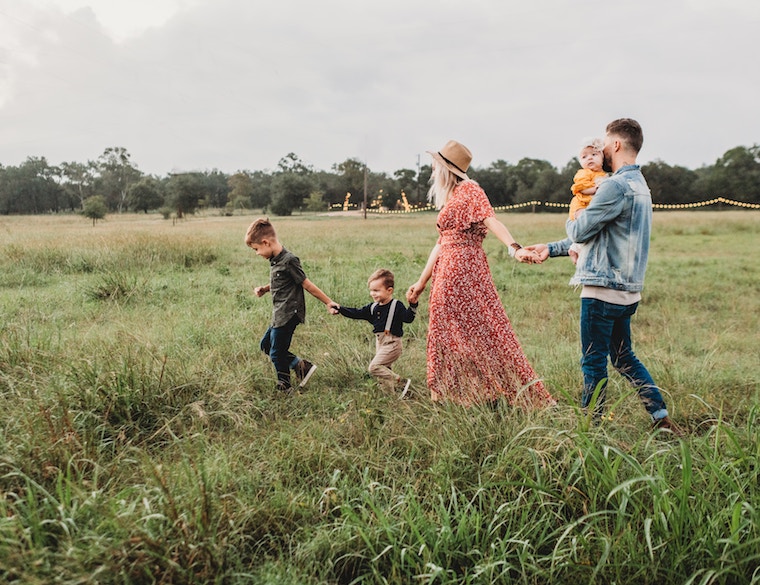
[{"left": 602, "top": 155, "right": 613, "bottom": 173}]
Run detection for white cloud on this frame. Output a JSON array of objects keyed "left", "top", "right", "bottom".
[
  {"left": 0, "top": 0, "right": 758, "bottom": 175},
  {"left": 21, "top": 0, "right": 198, "bottom": 40}
]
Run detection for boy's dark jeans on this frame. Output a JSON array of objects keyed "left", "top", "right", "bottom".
[
  {"left": 580, "top": 298, "right": 668, "bottom": 420},
  {"left": 260, "top": 315, "right": 300, "bottom": 388}
]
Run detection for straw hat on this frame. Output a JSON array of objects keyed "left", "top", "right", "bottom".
[{"left": 428, "top": 140, "right": 472, "bottom": 179}]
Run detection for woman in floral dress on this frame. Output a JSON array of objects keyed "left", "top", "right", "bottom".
[{"left": 407, "top": 140, "right": 556, "bottom": 408}]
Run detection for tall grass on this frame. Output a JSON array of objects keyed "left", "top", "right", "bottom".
[{"left": 0, "top": 210, "right": 758, "bottom": 584}]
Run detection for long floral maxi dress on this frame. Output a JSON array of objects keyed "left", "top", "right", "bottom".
[{"left": 426, "top": 180, "right": 556, "bottom": 408}]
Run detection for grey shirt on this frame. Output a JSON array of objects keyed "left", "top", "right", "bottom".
[{"left": 269, "top": 248, "right": 306, "bottom": 327}]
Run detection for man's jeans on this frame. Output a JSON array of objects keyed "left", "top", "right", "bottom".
[
  {"left": 260, "top": 316, "right": 301, "bottom": 388},
  {"left": 580, "top": 298, "right": 668, "bottom": 421}
]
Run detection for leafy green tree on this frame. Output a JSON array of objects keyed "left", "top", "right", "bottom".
[
  {"left": 701, "top": 145, "right": 760, "bottom": 202},
  {"left": 60, "top": 161, "right": 97, "bottom": 209},
  {"left": 82, "top": 195, "right": 108, "bottom": 225},
  {"left": 332, "top": 158, "right": 366, "bottom": 206},
  {"left": 690, "top": 166, "right": 713, "bottom": 202},
  {"left": 0, "top": 157, "right": 64, "bottom": 214},
  {"left": 311, "top": 170, "right": 343, "bottom": 207},
  {"left": 270, "top": 173, "right": 312, "bottom": 216},
  {"left": 418, "top": 163, "right": 432, "bottom": 203},
  {"left": 374, "top": 173, "right": 401, "bottom": 210},
  {"left": 539, "top": 159, "right": 582, "bottom": 210},
  {"left": 325, "top": 160, "right": 398, "bottom": 210},
  {"left": 303, "top": 190, "right": 327, "bottom": 212},
  {"left": 469, "top": 160, "right": 515, "bottom": 207},
  {"left": 393, "top": 168, "right": 419, "bottom": 204},
  {"left": 96, "top": 147, "right": 142, "bottom": 212},
  {"left": 277, "top": 153, "right": 313, "bottom": 175},
  {"left": 127, "top": 177, "right": 165, "bottom": 213},
  {"left": 166, "top": 172, "right": 207, "bottom": 218},
  {"left": 642, "top": 160, "right": 698, "bottom": 205},
  {"left": 249, "top": 170, "right": 273, "bottom": 209},
  {"left": 202, "top": 169, "right": 231, "bottom": 208},
  {"left": 510, "top": 158, "right": 559, "bottom": 205},
  {"left": 228, "top": 172, "right": 255, "bottom": 209},
  {"left": 532, "top": 163, "right": 565, "bottom": 208},
  {"left": 268, "top": 154, "right": 314, "bottom": 215}
]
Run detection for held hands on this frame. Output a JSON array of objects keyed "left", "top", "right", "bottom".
[
  {"left": 406, "top": 282, "right": 424, "bottom": 305},
  {"left": 254, "top": 285, "right": 270, "bottom": 297},
  {"left": 522, "top": 244, "right": 550, "bottom": 262},
  {"left": 327, "top": 301, "right": 340, "bottom": 315},
  {"left": 514, "top": 247, "right": 543, "bottom": 264}
]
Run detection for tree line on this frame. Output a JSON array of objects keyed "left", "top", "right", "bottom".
[{"left": 1, "top": 144, "right": 759, "bottom": 217}]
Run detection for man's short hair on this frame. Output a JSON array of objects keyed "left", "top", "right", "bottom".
[
  {"left": 368, "top": 268, "right": 394, "bottom": 289},
  {"left": 606, "top": 118, "right": 644, "bottom": 154},
  {"left": 245, "top": 218, "right": 276, "bottom": 246}
]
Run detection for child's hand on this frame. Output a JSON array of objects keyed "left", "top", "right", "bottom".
[
  {"left": 254, "top": 285, "right": 269, "bottom": 297},
  {"left": 327, "top": 301, "right": 340, "bottom": 315},
  {"left": 568, "top": 249, "right": 579, "bottom": 265},
  {"left": 406, "top": 283, "right": 423, "bottom": 304}
]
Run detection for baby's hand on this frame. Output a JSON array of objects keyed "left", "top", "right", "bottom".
[{"left": 568, "top": 249, "right": 579, "bottom": 265}]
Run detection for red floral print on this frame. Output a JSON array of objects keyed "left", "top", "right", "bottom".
[{"left": 426, "top": 180, "right": 555, "bottom": 408}]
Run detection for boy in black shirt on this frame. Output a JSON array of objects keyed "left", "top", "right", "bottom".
[
  {"left": 245, "top": 218, "right": 337, "bottom": 394},
  {"left": 330, "top": 269, "right": 417, "bottom": 398}
]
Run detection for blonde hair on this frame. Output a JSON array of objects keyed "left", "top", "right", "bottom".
[
  {"left": 244, "top": 217, "right": 277, "bottom": 246},
  {"left": 578, "top": 137, "right": 604, "bottom": 157},
  {"left": 428, "top": 161, "right": 464, "bottom": 209},
  {"left": 368, "top": 268, "right": 394, "bottom": 289}
]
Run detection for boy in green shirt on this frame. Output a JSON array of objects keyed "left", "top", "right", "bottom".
[{"left": 245, "top": 218, "right": 337, "bottom": 393}]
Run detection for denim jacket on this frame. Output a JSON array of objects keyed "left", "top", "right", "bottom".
[{"left": 548, "top": 164, "right": 652, "bottom": 292}]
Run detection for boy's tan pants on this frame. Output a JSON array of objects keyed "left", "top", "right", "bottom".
[{"left": 369, "top": 332, "right": 402, "bottom": 391}]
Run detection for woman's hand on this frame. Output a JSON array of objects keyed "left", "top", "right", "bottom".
[
  {"left": 406, "top": 282, "right": 425, "bottom": 304},
  {"left": 515, "top": 248, "right": 543, "bottom": 264},
  {"left": 523, "top": 244, "right": 549, "bottom": 262}
]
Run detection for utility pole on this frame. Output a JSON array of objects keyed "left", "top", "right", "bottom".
[
  {"left": 363, "top": 163, "right": 368, "bottom": 220},
  {"left": 416, "top": 153, "right": 421, "bottom": 203}
]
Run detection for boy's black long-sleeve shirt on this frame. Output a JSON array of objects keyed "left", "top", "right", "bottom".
[{"left": 338, "top": 299, "right": 418, "bottom": 337}]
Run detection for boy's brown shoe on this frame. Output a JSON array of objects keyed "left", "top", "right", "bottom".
[
  {"left": 295, "top": 359, "right": 317, "bottom": 388},
  {"left": 276, "top": 381, "right": 293, "bottom": 396}
]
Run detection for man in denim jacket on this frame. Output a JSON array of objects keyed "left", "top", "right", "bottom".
[{"left": 528, "top": 119, "right": 681, "bottom": 435}]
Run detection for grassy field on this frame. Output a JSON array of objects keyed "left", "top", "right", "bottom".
[{"left": 0, "top": 210, "right": 758, "bottom": 584}]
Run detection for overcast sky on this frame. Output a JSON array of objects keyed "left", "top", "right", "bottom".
[{"left": 1, "top": 0, "right": 758, "bottom": 176}]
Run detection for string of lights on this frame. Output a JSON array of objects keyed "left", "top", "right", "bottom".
[
  {"left": 652, "top": 197, "right": 760, "bottom": 210},
  {"left": 361, "top": 196, "right": 760, "bottom": 213}
]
